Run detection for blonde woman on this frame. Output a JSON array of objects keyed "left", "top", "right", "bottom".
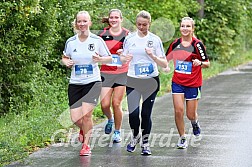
[
  {"left": 121, "top": 10, "right": 168, "bottom": 155},
  {"left": 165, "top": 17, "right": 210, "bottom": 149},
  {"left": 61, "top": 11, "right": 111, "bottom": 156}
]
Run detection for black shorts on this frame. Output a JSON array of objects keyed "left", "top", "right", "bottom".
[
  {"left": 68, "top": 81, "right": 102, "bottom": 109},
  {"left": 101, "top": 72, "right": 127, "bottom": 88}
]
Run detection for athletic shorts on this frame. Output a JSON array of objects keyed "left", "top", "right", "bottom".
[
  {"left": 68, "top": 81, "right": 102, "bottom": 109},
  {"left": 101, "top": 72, "right": 127, "bottom": 88},
  {"left": 126, "top": 76, "right": 160, "bottom": 93},
  {"left": 171, "top": 82, "right": 201, "bottom": 100}
]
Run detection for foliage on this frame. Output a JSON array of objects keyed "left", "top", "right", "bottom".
[
  {"left": 0, "top": 0, "right": 60, "bottom": 115},
  {"left": 196, "top": 0, "right": 252, "bottom": 63},
  {"left": 0, "top": 67, "right": 68, "bottom": 166},
  {"left": 124, "top": 0, "right": 200, "bottom": 45},
  {"left": 243, "top": 1, "right": 252, "bottom": 50}
]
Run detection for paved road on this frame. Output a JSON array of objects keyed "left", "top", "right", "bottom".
[{"left": 7, "top": 62, "right": 252, "bottom": 167}]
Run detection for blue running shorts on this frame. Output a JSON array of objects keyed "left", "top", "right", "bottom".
[{"left": 171, "top": 82, "right": 201, "bottom": 100}]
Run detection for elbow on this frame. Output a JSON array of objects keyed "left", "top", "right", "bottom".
[
  {"left": 203, "top": 61, "right": 210, "bottom": 68},
  {"left": 162, "top": 59, "right": 169, "bottom": 68},
  {"left": 206, "top": 61, "right": 210, "bottom": 68},
  {"left": 162, "top": 62, "right": 168, "bottom": 68},
  {"left": 158, "top": 58, "right": 168, "bottom": 68}
]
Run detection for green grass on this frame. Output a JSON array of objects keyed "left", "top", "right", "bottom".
[
  {"left": 203, "top": 50, "right": 252, "bottom": 79},
  {"left": 0, "top": 50, "right": 252, "bottom": 166}
]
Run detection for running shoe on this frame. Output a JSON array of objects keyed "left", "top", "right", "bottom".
[
  {"left": 126, "top": 137, "right": 140, "bottom": 152},
  {"left": 141, "top": 143, "right": 151, "bottom": 155},
  {"left": 80, "top": 144, "right": 91, "bottom": 156},
  {"left": 104, "top": 120, "right": 113, "bottom": 134},
  {"left": 78, "top": 129, "right": 84, "bottom": 143},
  {"left": 192, "top": 121, "right": 201, "bottom": 136},
  {"left": 112, "top": 130, "right": 122, "bottom": 143},
  {"left": 177, "top": 136, "right": 188, "bottom": 149}
]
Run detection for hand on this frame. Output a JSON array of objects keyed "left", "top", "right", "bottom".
[
  {"left": 92, "top": 52, "right": 101, "bottom": 63},
  {"left": 65, "top": 59, "right": 74, "bottom": 68},
  {"left": 145, "top": 48, "right": 157, "bottom": 60},
  {"left": 120, "top": 53, "right": 133, "bottom": 64},
  {"left": 145, "top": 47, "right": 154, "bottom": 56},
  {"left": 116, "top": 49, "right": 123, "bottom": 55},
  {"left": 192, "top": 59, "right": 202, "bottom": 66},
  {"left": 162, "top": 66, "right": 171, "bottom": 73}
]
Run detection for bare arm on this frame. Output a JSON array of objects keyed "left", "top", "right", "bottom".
[
  {"left": 92, "top": 52, "right": 112, "bottom": 63},
  {"left": 61, "top": 55, "right": 74, "bottom": 68},
  {"left": 145, "top": 48, "right": 168, "bottom": 68},
  {"left": 192, "top": 59, "right": 210, "bottom": 68},
  {"left": 201, "top": 61, "right": 210, "bottom": 68}
]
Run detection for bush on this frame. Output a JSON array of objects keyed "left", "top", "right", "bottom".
[
  {"left": 196, "top": 0, "right": 252, "bottom": 63},
  {"left": 0, "top": 0, "right": 60, "bottom": 115}
]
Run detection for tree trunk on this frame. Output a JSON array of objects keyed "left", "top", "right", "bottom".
[{"left": 197, "top": 0, "right": 204, "bottom": 18}]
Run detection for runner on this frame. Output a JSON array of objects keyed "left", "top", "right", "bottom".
[
  {"left": 61, "top": 11, "right": 111, "bottom": 156},
  {"left": 98, "top": 9, "right": 129, "bottom": 143},
  {"left": 165, "top": 17, "right": 210, "bottom": 149},
  {"left": 121, "top": 10, "right": 168, "bottom": 155}
]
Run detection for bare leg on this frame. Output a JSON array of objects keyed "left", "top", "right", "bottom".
[
  {"left": 186, "top": 99, "right": 198, "bottom": 121},
  {"left": 70, "top": 107, "right": 83, "bottom": 129},
  {"left": 112, "top": 86, "right": 126, "bottom": 130},
  {"left": 173, "top": 94, "right": 185, "bottom": 136},
  {"left": 100, "top": 87, "right": 113, "bottom": 120},
  {"left": 81, "top": 102, "right": 95, "bottom": 146}
]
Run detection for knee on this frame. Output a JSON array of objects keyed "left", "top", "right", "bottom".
[
  {"left": 129, "top": 109, "right": 139, "bottom": 119},
  {"left": 101, "top": 100, "right": 110, "bottom": 110},
  {"left": 186, "top": 112, "right": 196, "bottom": 121},
  {"left": 174, "top": 108, "right": 184, "bottom": 118},
  {"left": 83, "top": 113, "right": 92, "bottom": 122},
  {"left": 112, "top": 99, "right": 121, "bottom": 110},
  {"left": 141, "top": 110, "right": 152, "bottom": 124},
  {"left": 71, "top": 117, "right": 82, "bottom": 125},
  {"left": 70, "top": 112, "right": 82, "bottom": 123},
  {"left": 70, "top": 115, "right": 77, "bottom": 123}
]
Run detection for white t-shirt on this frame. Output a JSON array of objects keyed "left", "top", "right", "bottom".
[
  {"left": 123, "top": 31, "right": 165, "bottom": 78},
  {"left": 63, "top": 33, "right": 111, "bottom": 84}
]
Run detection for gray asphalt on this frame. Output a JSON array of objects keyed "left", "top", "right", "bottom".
[{"left": 7, "top": 62, "right": 252, "bottom": 167}]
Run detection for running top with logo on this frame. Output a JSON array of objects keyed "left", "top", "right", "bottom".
[
  {"left": 166, "top": 37, "right": 209, "bottom": 87},
  {"left": 123, "top": 31, "right": 165, "bottom": 78},
  {"left": 63, "top": 33, "right": 111, "bottom": 85},
  {"left": 98, "top": 27, "right": 129, "bottom": 74}
]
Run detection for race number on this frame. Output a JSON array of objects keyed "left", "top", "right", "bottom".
[
  {"left": 175, "top": 60, "right": 192, "bottom": 74},
  {"left": 135, "top": 63, "right": 154, "bottom": 76},
  {"left": 75, "top": 64, "right": 93, "bottom": 76},
  {"left": 107, "top": 54, "right": 122, "bottom": 66}
]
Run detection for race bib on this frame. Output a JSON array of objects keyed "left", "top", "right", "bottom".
[
  {"left": 175, "top": 60, "right": 192, "bottom": 74},
  {"left": 75, "top": 64, "right": 93, "bottom": 76},
  {"left": 107, "top": 54, "right": 122, "bottom": 66},
  {"left": 135, "top": 63, "right": 154, "bottom": 76}
]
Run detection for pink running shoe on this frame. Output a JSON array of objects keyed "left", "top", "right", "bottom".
[{"left": 80, "top": 144, "right": 91, "bottom": 156}]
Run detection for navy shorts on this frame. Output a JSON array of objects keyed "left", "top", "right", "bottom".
[
  {"left": 68, "top": 81, "right": 102, "bottom": 109},
  {"left": 172, "top": 82, "right": 201, "bottom": 100}
]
